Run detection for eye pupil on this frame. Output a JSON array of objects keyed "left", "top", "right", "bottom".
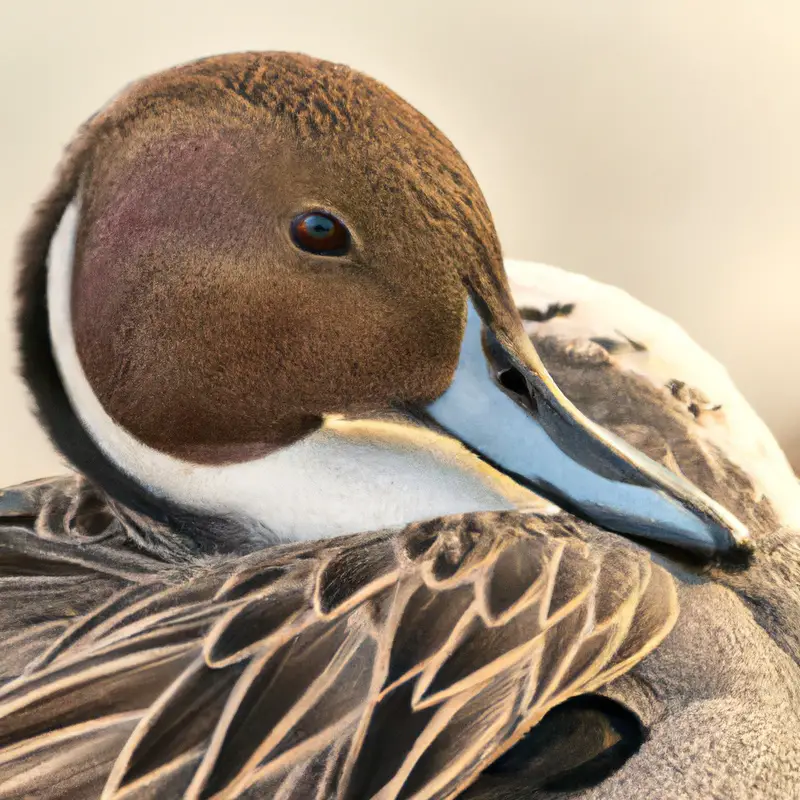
[{"left": 291, "top": 211, "right": 350, "bottom": 256}]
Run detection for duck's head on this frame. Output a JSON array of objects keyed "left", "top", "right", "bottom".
[{"left": 18, "top": 52, "right": 746, "bottom": 552}]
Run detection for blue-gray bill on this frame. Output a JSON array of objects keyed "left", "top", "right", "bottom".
[{"left": 426, "top": 301, "right": 749, "bottom": 555}]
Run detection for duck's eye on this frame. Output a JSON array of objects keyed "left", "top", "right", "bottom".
[{"left": 290, "top": 211, "right": 350, "bottom": 256}]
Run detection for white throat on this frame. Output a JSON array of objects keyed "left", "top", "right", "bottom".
[{"left": 47, "top": 203, "right": 540, "bottom": 543}]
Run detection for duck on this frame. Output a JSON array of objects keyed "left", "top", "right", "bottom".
[{"left": 0, "top": 51, "right": 797, "bottom": 799}]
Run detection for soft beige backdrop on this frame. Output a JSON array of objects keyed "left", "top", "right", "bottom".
[{"left": 1, "top": 1, "right": 799, "bottom": 486}]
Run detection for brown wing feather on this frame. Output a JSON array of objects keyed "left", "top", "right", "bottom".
[
  {"left": 0, "top": 476, "right": 164, "bottom": 683},
  {"left": 0, "top": 495, "right": 677, "bottom": 800}
]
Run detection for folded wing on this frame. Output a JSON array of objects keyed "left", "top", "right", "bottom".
[{"left": 0, "top": 498, "right": 677, "bottom": 800}]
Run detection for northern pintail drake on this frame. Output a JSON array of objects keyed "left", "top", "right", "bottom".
[{"left": 0, "top": 52, "right": 798, "bottom": 799}]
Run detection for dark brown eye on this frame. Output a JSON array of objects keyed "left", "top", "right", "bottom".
[{"left": 290, "top": 211, "right": 350, "bottom": 256}]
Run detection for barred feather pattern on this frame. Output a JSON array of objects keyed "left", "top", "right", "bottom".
[{"left": 0, "top": 477, "right": 676, "bottom": 799}]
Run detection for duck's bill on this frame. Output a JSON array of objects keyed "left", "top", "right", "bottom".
[{"left": 423, "top": 299, "right": 749, "bottom": 555}]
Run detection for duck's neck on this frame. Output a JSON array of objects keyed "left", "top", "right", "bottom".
[{"left": 47, "top": 204, "right": 539, "bottom": 543}]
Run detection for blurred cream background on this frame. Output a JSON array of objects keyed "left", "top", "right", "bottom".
[{"left": 1, "top": 1, "right": 799, "bottom": 485}]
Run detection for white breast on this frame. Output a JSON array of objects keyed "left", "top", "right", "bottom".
[{"left": 47, "top": 203, "right": 549, "bottom": 542}]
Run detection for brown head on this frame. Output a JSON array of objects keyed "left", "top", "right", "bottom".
[
  {"left": 20, "top": 52, "right": 748, "bottom": 552},
  {"left": 60, "top": 52, "right": 515, "bottom": 461}
]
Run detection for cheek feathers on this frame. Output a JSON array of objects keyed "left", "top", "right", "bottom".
[
  {"left": 70, "top": 126, "right": 469, "bottom": 452},
  {"left": 72, "top": 246, "right": 459, "bottom": 456}
]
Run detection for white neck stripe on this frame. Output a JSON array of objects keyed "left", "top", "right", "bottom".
[{"left": 47, "top": 202, "right": 534, "bottom": 543}]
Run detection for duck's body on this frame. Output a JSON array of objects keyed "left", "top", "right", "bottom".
[{"left": 2, "top": 52, "right": 798, "bottom": 798}]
